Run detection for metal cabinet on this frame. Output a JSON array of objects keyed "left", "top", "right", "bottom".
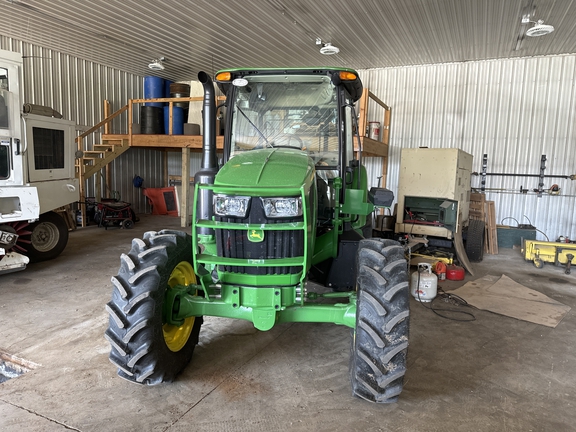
[{"left": 395, "top": 148, "right": 472, "bottom": 239}]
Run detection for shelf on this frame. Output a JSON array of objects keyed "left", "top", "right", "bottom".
[
  {"left": 102, "top": 133, "right": 224, "bottom": 151},
  {"left": 355, "top": 88, "right": 391, "bottom": 187},
  {"left": 355, "top": 136, "right": 389, "bottom": 158}
]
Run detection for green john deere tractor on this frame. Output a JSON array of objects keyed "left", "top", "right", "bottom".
[{"left": 105, "top": 68, "right": 410, "bottom": 403}]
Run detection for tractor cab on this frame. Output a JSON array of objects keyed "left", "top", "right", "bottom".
[
  {"left": 217, "top": 68, "right": 362, "bottom": 173},
  {"left": 210, "top": 69, "right": 387, "bottom": 289}
]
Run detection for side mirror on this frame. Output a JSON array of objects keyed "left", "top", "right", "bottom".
[{"left": 368, "top": 187, "right": 394, "bottom": 207}]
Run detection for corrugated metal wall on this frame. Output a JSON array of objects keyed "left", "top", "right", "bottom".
[
  {"left": 359, "top": 55, "right": 576, "bottom": 241},
  {"left": 168, "top": 152, "right": 203, "bottom": 181},
  {"left": 110, "top": 148, "right": 165, "bottom": 213},
  {"left": 0, "top": 36, "right": 164, "bottom": 213},
  {"left": 171, "top": 56, "right": 576, "bottom": 240},
  {"left": 5, "top": 31, "right": 574, "bottom": 238}
]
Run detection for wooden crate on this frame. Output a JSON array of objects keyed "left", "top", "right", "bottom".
[{"left": 469, "top": 192, "right": 486, "bottom": 221}]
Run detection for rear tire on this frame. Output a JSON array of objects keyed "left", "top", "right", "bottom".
[
  {"left": 465, "top": 219, "right": 485, "bottom": 262},
  {"left": 23, "top": 211, "right": 69, "bottom": 262},
  {"left": 350, "top": 238, "right": 410, "bottom": 403},
  {"left": 105, "top": 230, "right": 203, "bottom": 385}
]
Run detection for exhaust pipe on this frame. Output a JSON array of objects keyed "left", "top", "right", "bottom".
[
  {"left": 198, "top": 71, "right": 218, "bottom": 171},
  {"left": 195, "top": 71, "right": 218, "bottom": 234}
]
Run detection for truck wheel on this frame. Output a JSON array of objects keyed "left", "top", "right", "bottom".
[
  {"left": 350, "top": 238, "right": 410, "bottom": 403},
  {"left": 465, "top": 219, "right": 485, "bottom": 262},
  {"left": 105, "top": 230, "right": 202, "bottom": 385},
  {"left": 23, "top": 211, "right": 69, "bottom": 262}
]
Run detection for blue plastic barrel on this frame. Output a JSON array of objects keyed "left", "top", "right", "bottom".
[
  {"left": 144, "top": 76, "right": 164, "bottom": 107},
  {"left": 164, "top": 80, "right": 174, "bottom": 98},
  {"left": 163, "top": 106, "right": 184, "bottom": 135}
]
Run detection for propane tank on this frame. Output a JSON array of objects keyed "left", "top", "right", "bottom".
[{"left": 410, "top": 263, "right": 438, "bottom": 302}]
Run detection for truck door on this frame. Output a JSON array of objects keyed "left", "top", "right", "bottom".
[
  {"left": 0, "top": 57, "right": 24, "bottom": 186},
  {"left": 0, "top": 50, "right": 41, "bottom": 223}
]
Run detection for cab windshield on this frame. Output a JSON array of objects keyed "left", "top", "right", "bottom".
[{"left": 229, "top": 74, "right": 339, "bottom": 167}]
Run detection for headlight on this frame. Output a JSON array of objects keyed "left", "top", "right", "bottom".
[
  {"left": 214, "top": 195, "right": 251, "bottom": 217},
  {"left": 261, "top": 197, "right": 302, "bottom": 218}
]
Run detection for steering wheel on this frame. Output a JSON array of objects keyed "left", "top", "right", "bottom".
[{"left": 271, "top": 134, "right": 304, "bottom": 149}]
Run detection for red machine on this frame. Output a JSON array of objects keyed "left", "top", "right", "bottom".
[{"left": 94, "top": 200, "right": 136, "bottom": 229}]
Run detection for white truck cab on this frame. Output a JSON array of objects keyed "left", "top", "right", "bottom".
[{"left": 0, "top": 49, "right": 79, "bottom": 273}]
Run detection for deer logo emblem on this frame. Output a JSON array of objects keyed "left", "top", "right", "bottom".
[{"left": 248, "top": 229, "right": 265, "bottom": 242}]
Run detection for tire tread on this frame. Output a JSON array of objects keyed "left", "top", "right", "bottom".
[
  {"left": 106, "top": 230, "right": 202, "bottom": 385},
  {"left": 350, "top": 238, "right": 410, "bottom": 404},
  {"left": 465, "top": 219, "right": 485, "bottom": 262}
]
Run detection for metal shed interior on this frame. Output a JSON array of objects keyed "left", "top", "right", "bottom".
[
  {"left": 2, "top": 0, "right": 575, "bottom": 240},
  {"left": 1, "top": 2, "right": 576, "bottom": 431}
]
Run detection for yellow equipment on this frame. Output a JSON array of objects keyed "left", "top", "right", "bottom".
[
  {"left": 411, "top": 253, "right": 454, "bottom": 265},
  {"left": 522, "top": 239, "right": 576, "bottom": 274}
]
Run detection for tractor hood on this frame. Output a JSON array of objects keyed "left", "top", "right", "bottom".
[{"left": 215, "top": 148, "right": 314, "bottom": 189}]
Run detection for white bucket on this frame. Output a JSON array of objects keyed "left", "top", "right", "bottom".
[
  {"left": 410, "top": 263, "right": 438, "bottom": 302},
  {"left": 368, "top": 121, "right": 380, "bottom": 140}
]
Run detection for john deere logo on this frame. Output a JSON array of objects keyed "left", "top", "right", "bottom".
[{"left": 248, "top": 229, "right": 264, "bottom": 242}]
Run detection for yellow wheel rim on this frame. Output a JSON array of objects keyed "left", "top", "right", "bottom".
[{"left": 163, "top": 261, "right": 196, "bottom": 352}]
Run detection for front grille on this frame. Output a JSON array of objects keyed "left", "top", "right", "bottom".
[{"left": 215, "top": 198, "right": 304, "bottom": 275}]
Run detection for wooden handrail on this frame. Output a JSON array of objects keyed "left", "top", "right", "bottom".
[
  {"left": 76, "top": 95, "right": 226, "bottom": 144},
  {"left": 131, "top": 95, "right": 226, "bottom": 104},
  {"left": 75, "top": 104, "right": 128, "bottom": 142},
  {"left": 128, "top": 100, "right": 133, "bottom": 147},
  {"left": 357, "top": 88, "right": 391, "bottom": 143},
  {"left": 368, "top": 90, "right": 390, "bottom": 111},
  {"left": 132, "top": 96, "right": 203, "bottom": 104},
  {"left": 103, "top": 100, "right": 111, "bottom": 134}
]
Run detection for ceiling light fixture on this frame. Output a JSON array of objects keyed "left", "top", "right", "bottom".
[
  {"left": 521, "top": 11, "right": 555, "bottom": 38},
  {"left": 320, "top": 43, "right": 340, "bottom": 56},
  {"left": 148, "top": 57, "right": 165, "bottom": 71},
  {"left": 514, "top": 5, "right": 555, "bottom": 51},
  {"left": 525, "top": 19, "right": 555, "bottom": 37}
]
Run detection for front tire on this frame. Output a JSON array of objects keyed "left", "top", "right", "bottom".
[
  {"left": 350, "top": 238, "right": 410, "bottom": 403},
  {"left": 24, "top": 211, "right": 69, "bottom": 262},
  {"left": 105, "top": 230, "right": 203, "bottom": 385}
]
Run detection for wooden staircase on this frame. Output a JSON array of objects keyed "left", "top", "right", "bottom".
[
  {"left": 74, "top": 96, "right": 210, "bottom": 227},
  {"left": 75, "top": 102, "right": 130, "bottom": 226},
  {"left": 80, "top": 138, "right": 130, "bottom": 180}
]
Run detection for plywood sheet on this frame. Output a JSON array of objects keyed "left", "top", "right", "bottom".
[{"left": 447, "top": 275, "right": 571, "bottom": 328}]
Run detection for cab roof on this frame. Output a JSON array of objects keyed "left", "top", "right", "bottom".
[{"left": 214, "top": 67, "right": 363, "bottom": 102}]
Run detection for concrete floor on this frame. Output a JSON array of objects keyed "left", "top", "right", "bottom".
[{"left": 0, "top": 214, "right": 574, "bottom": 431}]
